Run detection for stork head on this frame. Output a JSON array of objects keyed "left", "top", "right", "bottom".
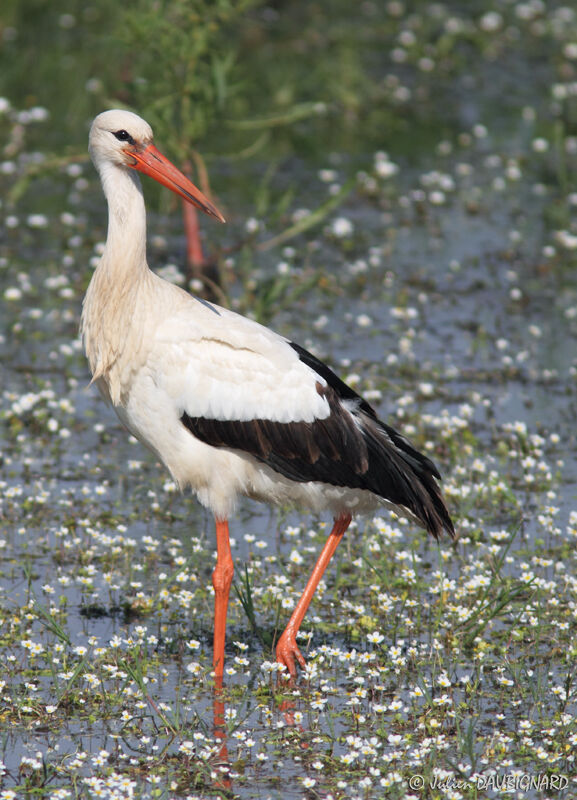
[{"left": 89, "top": 109, "right": 225, "bottom": 223}]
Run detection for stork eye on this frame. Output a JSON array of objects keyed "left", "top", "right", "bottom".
[{"left": 113, "top": 129, "right": 134, "bottom": 144}]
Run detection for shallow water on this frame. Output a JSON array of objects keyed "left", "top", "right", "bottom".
[{"left": 3, "top": 4, "right": 577, "bottom": 799}]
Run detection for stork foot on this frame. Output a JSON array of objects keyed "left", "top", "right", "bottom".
[{"left": 275, "top": 628, "right": 306, "bottom": 679}]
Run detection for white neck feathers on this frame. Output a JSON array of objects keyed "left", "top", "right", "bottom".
[{"left": 81, "top": 160, "right": 153, "bottom": 402}]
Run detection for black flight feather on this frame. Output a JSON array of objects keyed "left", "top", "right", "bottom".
[{"left": 181, "top": 341, "right": 455, "bottom": 540}]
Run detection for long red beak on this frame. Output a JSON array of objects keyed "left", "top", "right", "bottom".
[{"left": 126, "top": 144, "right": 226, "bottom": 223}]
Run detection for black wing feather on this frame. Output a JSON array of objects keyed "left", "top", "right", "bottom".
[{"left": 181, "top": 341, "right": 454, "bottom": 539}]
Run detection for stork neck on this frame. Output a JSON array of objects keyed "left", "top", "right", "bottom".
[{"left": 100, "top": 162, "right": 148, "bottom": 282}]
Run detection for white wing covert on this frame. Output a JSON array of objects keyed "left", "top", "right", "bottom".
[{"left": 150, "top": 300, "right": 331, "bottom": 424}]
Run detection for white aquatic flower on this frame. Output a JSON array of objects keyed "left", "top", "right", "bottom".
[
  {"left": 319, "top": 168, "right": 338, "bottom": 182},
  {"left": 555, "top": 230, "right": 577, "bottom": 249},
  {"left": 331, "top": 216, "right": 353, "bottom": 237},
  {"left": 86, "top": 77, "right": 103, "bottom": 94},
  {"left": 27, "top": 214, "right": 49, "bottom": 228},
  {"left": 245, "top": 217, "right": 260, "bottom": 233},
  {"left": 429, "top": 190, "right": 446, "bottom": 205},
  {"left": 532, "top": 137, "right": 549, "bottom": 152},
  {"left": 156, "top": 263, "right": 185, "bottom": 285},
  {"left": 17, "top": 107, "right": 49, "bottom": 124},
  {"left": 479, "top": 11, "right": 503, "bottom": 31},
  {"left": 374, "top": 152, "right": 399, "bottom": 178}
]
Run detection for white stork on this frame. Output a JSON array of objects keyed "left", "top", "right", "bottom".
[{"left": 81, "top": 109, "right": 455, "bottom": 680}]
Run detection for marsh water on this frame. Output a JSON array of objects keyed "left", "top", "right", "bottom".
[{"left": 2, "top": 3, "right": 577, "bottom": 799}]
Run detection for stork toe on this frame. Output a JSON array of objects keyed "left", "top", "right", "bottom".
[{"left": 276, "top": 629, "right": 307, "bottom": 678}]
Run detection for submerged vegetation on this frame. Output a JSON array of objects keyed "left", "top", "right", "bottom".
[{"left": 2, "top": 1, "right": 577, "bottom": 798}]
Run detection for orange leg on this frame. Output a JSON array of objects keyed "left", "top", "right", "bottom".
[
  {"left": 181, "top": 160, "right": 205, "bottom": 272},
  {"left": 212, "top": 675, "right": 232, "bottom": 791},
  {"left": 182, "top": 200, "right": 205, "bottom": 270},
  {"left": 211, "top": 523, "right": 233, "bottom": 790},
  {"left": 276, "top": 513, "right": 351, "bottom": 678},
  {"left": 212, "top": 518, "right": 234, "bottom": 679}
]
